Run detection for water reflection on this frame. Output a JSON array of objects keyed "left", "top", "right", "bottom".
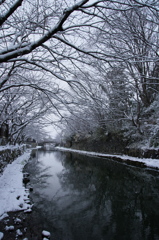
[{"left": 24, "top": 150, "right": 159, "bottom": 240}]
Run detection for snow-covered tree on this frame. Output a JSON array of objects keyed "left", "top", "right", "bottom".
[{"left": 1, "top": 0, "right": 159, "bottom": 144}]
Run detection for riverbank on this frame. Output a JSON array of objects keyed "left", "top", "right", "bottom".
[
  {"left": 0, "top": 150, "right": 32, "bottom": 217},
  {"left": 64, "top": 131, "right": 159, "bottom": 159},
  {"left": 0, "top": 149, "right": 32, "bottom": 239},
  {"left": 0, "top": 147, "right": 51, "bottom": 240},
  {"left": 55, "top": 146, "right": 159, "bottom": 170},
  {"left": 0, "top": 144, "right": 26, "bottom": 174},
  {"left": 0, "top": 210, "right": 48, "bottom": 240}
]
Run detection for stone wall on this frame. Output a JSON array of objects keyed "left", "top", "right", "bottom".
[
  {"left": 66, "top": 132, "right": 128, "bottom": 154},
  {"left": 64, "top": 133, "right": 159, "bottom": 159},
  {"left": 125, "top": 147, "right": 159, "bottom": 159},
  {"left": 0, "top": 145, "right": 26, "bottom": 174}
]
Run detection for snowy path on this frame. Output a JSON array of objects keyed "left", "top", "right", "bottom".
[
  {"left": 55, "top": 147, "right": 159, "bottom": 170},
  {"left": 0, "top": 150, "right": 31, "bottom": 219}
]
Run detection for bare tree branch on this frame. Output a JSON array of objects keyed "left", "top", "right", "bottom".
[{"left": 0, "top": 0, "right": 24, "bottom": 26}]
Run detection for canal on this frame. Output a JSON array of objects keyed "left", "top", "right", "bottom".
[{"left": 24, "top": 149, "right": 159, "bottom": 240}]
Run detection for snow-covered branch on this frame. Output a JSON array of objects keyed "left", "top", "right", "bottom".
[{"left": 0, "top": 0, "right": 24, "bottom": 26}]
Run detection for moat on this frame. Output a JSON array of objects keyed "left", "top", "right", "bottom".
[{"left": 23, "top": 149, "right": 159, "bottom": 240}]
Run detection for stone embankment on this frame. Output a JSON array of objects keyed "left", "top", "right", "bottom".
[
  {"left": 64, "top": 136, "right": 159, "bottom": 159},
  {"left": 125, "top": 147, "right": 159, "bottom": 159},
  {"left": 0, "top": 145, "right": 26, "bottom": 174}
]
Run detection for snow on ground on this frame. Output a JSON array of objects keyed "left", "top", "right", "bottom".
[
  {"left": 0, "top": 150, "right": 31, "bottom": 219},
  {"left": 56, "top": 147, "right": 159, "bottom": 170}
]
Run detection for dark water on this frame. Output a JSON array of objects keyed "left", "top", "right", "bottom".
[{"left": 24, "top": 149, "right": 159, "bottom": 240}]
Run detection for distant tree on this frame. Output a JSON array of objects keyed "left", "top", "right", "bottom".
[{"left": 0, "top": 86, "right": 47, "bottom": 143}]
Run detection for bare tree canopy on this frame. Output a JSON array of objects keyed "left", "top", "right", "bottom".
[
  {"left": 1, "top": 0, "right": 158, "bottom": 63},
  {"left": 0, "top": 0, "right": 159, "bottom": 144}
]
